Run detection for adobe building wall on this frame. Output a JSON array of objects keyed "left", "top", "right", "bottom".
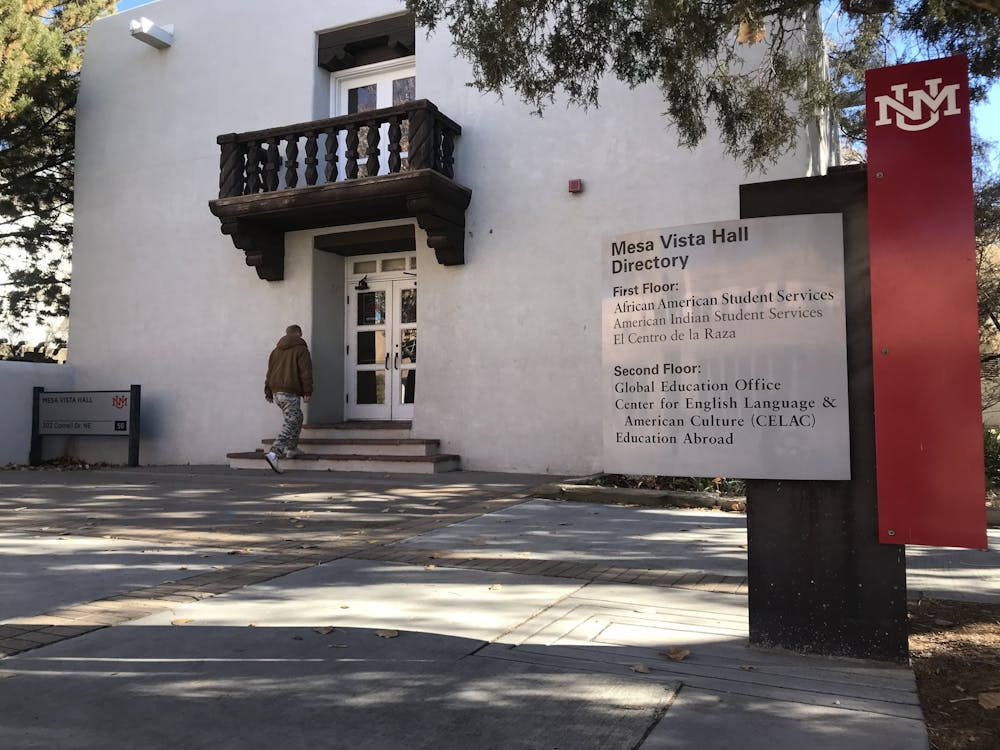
[
  {"left": 0, "top": 362, "right": 74, "bottom": 464},
  {"left": 69, "top": 0, "right": 834, "bottom": 471}
]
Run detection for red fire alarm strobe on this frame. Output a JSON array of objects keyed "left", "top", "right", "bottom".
[{"left": 568, "top": 179, "right": 583, "bottom": 193}]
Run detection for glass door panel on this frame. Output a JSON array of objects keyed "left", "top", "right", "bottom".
[
  {"left": 392, "top": 280, "right": 417, "bottom": 420},
  {"left": 348, "top": 284, "right": 391, "bottom": 419}
]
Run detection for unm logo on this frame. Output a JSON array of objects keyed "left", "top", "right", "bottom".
[
  {"left": 112, "top": 395, "right": 129, "bottom": 409},
  {"left": 874, "top": 77, "right": 961, "bottom": 132}
]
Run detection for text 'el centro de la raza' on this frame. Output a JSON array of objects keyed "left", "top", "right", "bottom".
[{"left": 601, "top": 215, "right": 851, "bottom": 480}]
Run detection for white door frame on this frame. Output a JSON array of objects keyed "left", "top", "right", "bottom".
[
  {"left": 344, "top": 251, "right": 418, "bottom": 421},
  {"left": 330, "top": 58, "right": 417, "bottom": 178},
  {"left": 330, "top": 57, "right": 417, "bottom": 117}
]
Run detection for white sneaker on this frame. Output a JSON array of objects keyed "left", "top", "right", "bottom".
[{"left": 263, "top": 450, "right": 283, "bottom": 474}]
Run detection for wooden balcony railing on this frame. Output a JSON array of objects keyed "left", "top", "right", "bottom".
[
  {"left": 216, "top": 99, "right": 461, "bottom": 199},
  {"left": 209, "top": 99, "right": 471, "bottom": 280}
]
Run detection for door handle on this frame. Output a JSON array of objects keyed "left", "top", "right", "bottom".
[
  {"left": 385, "top": 353, "right": 390, "bottom": 370},
  {"left": 394, "top": 353, "right": 399, "bottom": 370}
]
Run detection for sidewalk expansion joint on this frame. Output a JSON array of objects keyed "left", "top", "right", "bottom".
[{"left": 350, "top": 546, "right": 748, "bottom": 594}]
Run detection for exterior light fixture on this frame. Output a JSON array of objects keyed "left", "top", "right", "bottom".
[
  {"left": 355, "top": 276, "right": 369, "bottom": 291},
  {"left": 130, "top": 18, "right": 174, "bottom": 49}
]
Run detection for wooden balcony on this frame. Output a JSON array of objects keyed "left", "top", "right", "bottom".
[{"left": 208, "top": 100, "right": 471, "bottom": 280}]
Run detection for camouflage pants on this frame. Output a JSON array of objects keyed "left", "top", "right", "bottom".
[{"left": 271, "top": 392, "right": 303, "bottom": 457}]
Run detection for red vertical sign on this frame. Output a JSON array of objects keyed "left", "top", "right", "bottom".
[{"left": 866, "top": 55, "right": 987, "bottom": 549}]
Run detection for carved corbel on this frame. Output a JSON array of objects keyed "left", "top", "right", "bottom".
[
  {"left": 386, "top": 33, "right": 413, "bottom": 55},
  {"left": 407, "top": 195, "right": 466, "bottom": 266},
  {"left": 220, "top": 220, "right": 285, "bottom": 281},
  {"left": 317, "top": 45, "right": 355, "bottom": 72}
]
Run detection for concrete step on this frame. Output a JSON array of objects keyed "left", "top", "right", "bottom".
[
  {"left": 258, "top": 438, "right": 440, "bottom": 457},
  {"left": 227, "top": 451, "right": 461, "bottom": 474},
  {"left": 301, "top": 421, "right": 413, "bottom": 441}
]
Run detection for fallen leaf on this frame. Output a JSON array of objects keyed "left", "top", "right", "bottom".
[
  {"left": 171, "top": 618, "right": 193, "bottom": 626},
  {"left": 313, "top": 626, "right": 335, "bottom": 635},
  {"left": 292, "top": 636, "right": 303, "bottom": 641},
  {"left": 340, "top": 605, "right": 349, "bottom": 609},
  {"left": 489, "top": 584, "right": 503, "bottom": 591},
  {"left": 630, "top": 663, "right": 651, "bottom": 674},
  {"left": 375, "top": 629, "right": 399, "bottom": 639},
  {"left": 247, "top": 623, "right": 256, "bottom": 628},
  {"left": 0, "top": 672, "right": 16, "bottom": 680},
  {"left": 425, "top": 565, "right": 437, "bottom": 570},
  {"left": 739, "top": 664, "right": 756, "bottom": 672},
  {"left": 177, "top": 567, "right": 188, "bottom": 571},
  {"left": 662, "top": 647, "right": 690, "bottom": 662},
  {"left": 979, "top": 692, "right": 1000, "bottom": 710}
]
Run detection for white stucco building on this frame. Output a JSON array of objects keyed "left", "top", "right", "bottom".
[{"left": 66, "top": 0, "right": 835, "bottom": 473}]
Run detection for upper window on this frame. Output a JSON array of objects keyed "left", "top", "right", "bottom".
[{"left": 336, "top": 61, "right": 416, "bottom": 116}]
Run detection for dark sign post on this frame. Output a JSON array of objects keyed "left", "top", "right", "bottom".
[
  {"left": 30, "top": 385, "right": 142, "bottom": 467},
  {"left": 740, "top": 167, "right": 909, "bottom": 661}
]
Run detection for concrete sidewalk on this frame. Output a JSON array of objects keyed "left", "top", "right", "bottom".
[{"left": 2, "top": 466, "right": 990, "bottom": 748}]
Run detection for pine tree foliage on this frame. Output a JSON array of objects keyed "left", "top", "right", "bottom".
[
  {"left": 408, "top": 0, "right": 1000, "bottom": 169},
  {"left": 974, "top": 147, "right": 1000, "bottom": 409},
  {"left": 0, "top": 0, "right": 115, "bottom": 345}
]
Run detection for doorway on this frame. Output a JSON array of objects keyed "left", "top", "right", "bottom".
[
  {"left": 345, "top": 253, "right": 417, "bottom": 421},
  {"left": 331, "top": 58, "right": 416, "bottom": 177}
]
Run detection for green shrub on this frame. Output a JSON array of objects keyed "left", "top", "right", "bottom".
[{"left": 984, "top": 426, "right": 1000, "bottom": 488}]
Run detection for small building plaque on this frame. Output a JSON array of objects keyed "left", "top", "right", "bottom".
[{"left": 31, "top": 386, "right": 141, "bottom": 466}]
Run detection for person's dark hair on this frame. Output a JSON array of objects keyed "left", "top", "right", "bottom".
[{"left": 286, "top": 324, "right": 302, "bottom": 336}]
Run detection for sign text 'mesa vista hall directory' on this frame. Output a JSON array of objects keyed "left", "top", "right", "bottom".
[{"left": 602, "top": 214, "right": 850, "bottom": 480}]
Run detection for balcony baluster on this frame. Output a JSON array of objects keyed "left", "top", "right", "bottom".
[
  {"left": 345, "top": 125, "right": 360, "bottom": 180},
  {"left": 285, "top": 136, "right": 300, "bottom": 189},
  {"left": 264, "top": 137, "right": 281, "bottom": 192},
  {"left": 365, "top": 120, "right": 381, "bottom": 177},
  {"left": 245, "top": 141, "right": 261, "bottom": 194},
  {"left": 304, "top": 133, "right": 318, "bottom": 186},
  {"left": 387, "top": 116, "right": 402, "bottom": 174},
  {"left": 325, "top": 128, "right": 339, "bottom": 183}
]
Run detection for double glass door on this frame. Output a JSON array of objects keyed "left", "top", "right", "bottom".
[
  {"left": 332, "top": 59, "right": 416, "bottom": 177},
  {"left": 347, "top": 276, "right": 416, "bottom": 420}
]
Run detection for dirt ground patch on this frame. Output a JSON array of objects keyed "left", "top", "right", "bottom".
[
  {"left": 592, "top": 473, "right": 746, "bottom": 497},
  {"left": 909, "top": 598, "right": 1000, "bottom": 749}
]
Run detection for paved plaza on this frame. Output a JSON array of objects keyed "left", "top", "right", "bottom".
[{"left": 2, "top": 466, "right": 996, "bottom": 748}]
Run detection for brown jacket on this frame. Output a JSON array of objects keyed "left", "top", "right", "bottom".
[{"left": 265, "top": 335, "right": 313, "bottom": 398}]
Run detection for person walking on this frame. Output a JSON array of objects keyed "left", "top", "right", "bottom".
[{"left": 263, "top": 324, "right": 313, "bottom": 474}]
